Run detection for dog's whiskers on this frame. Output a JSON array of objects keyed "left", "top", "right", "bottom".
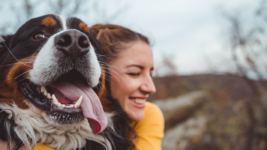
[
  {"left": 100, "top": 65, "right": 132, "bottom": 92},
  {"left": 0, "top": 61, "right": 34, "bottom": 68},
  {"left": 2, "top": 42, "right": 32, "bottom": 67},
  {"left": 26, "top": 81, "right": 34, "bottom": 94},
  {"left": 96, "top": 54, "right": 109, "bottom": 57},
  {"left": 14, "top": 70, "right": 31, "bottom": 80},
  {"left": 100, "top": 72, "right": 120, "bottom": 86},
  {"left": 98, "top": 80, "right": 107, "bottom": 91},
  {"left": 99, "top": 61, "right": 140, "bottom": 91},
  {"left": 99, "top": 62, "right": 125, "bottom": 71},
  {"left": 16, "top": 78, "right": 28, "bottom": 85}
]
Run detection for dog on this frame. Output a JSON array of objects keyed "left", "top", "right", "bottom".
[{"left": 0, "top": 14, "right": 133, "bottom": 150}]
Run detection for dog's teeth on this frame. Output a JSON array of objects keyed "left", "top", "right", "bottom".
[
  {"left": 74, "top": 96, "right": 83, "bottom": 108},
  {"left": 52, "top": 94, "right": 82, "bottom": 109},
  {"left": 65, "top": 104, "right": 74, "bottom": 108},
  {"left": 44, "top": 91, "right": 47, "bottom": 96},
  {"left": 44, "top": 88, "right": 48, "bottom": 96},
  {"left": 47, "top": 93, "right": 52, "bottom": 99},
  {"left": 52, "top": 94, "right": 60, "bottom": 105},
  {"left": 41, "top": 86, "right": 45, "bottom": 93}
]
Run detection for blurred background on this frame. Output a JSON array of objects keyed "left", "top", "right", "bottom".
[{"left": 1, "top": 0, "right": 267, "bottom": 149}]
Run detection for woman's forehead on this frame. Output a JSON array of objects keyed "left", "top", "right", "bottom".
[{"left": 115, "top": 41, "right": 154, "bottom": 68}]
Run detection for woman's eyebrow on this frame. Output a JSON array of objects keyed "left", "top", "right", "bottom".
[{"left": 126, "top": 65, "right": 144, "bottom": 69}]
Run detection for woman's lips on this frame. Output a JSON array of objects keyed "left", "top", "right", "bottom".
[{"left": 129, "top": 96, "right": 148, "bottom": 99}]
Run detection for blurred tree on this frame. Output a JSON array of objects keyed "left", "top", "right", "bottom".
[
  {"left": 154, "top": 54, "right": 178, "bottom": 77},
  {"left": 0, "top": 0, "right": 128, "bottom": 34},
  {"left": 221, "top": 0, "right": 267, "bottom": 149}
]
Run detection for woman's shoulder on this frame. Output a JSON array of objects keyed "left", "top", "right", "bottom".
[
  {"left": 133, "top": 102, "right": 164, "bottom": 150},
  {"left": 135, "top": 102, "right": 164, "bottom": 130},
  {"left": 145, "top": 102, "right": 164, "bottom": 119}
]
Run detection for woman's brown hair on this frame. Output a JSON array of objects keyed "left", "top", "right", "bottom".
[{"left": 90, "top": 24, "right": 150, "bottom": 63}]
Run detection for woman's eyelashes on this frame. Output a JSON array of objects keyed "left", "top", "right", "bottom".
[
  {"left": 128, "top": 73, "right": 140, "bottom": 76},
  {"left": 127, "top": 71, "right": 153, "bottom": 77}
]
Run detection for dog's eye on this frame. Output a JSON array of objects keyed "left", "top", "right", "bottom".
[{"left": 33, "top": 33, "right": 46, "bottom": 40}]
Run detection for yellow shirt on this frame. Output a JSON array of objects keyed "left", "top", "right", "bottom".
[
  {"left": 33, "top": 144, "right": 54, "bottom": 150},
  {"left": 131, "top": 102, "right": 165, "bottom": 150}
]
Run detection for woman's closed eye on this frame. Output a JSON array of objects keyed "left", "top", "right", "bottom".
[{"left": 128, "top": 73, "right": 140, "bottom": 76}]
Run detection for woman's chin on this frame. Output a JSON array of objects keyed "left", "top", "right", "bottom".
[
  {"left": 129, "top": 112, "right": 145, "bottom": 121},
  {"left": 127, "top": 101, "right": 145, "bottom": 121}
]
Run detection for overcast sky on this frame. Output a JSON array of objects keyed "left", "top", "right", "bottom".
[
  {"left": 122, "top": 0, "right": 257, "bottom": 75},
  {"left": 0, "top": 0, "right": 258, "bottom": 75}
]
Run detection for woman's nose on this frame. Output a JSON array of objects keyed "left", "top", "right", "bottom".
[{"left": 140, "top": 75, "right": 156, "bottom": 94}]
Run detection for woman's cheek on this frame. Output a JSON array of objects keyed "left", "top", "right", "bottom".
[{"left": 126, "top": 79, "right": 139, "bottom": 93}]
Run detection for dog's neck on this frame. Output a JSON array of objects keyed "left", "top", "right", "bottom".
[{"left": 0, "top": 103, "right": 110, "bottom": 150}]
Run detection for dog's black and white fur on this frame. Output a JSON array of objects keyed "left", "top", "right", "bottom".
[{"left": 0, "top": 15, "right": 134, "bottom": 150}]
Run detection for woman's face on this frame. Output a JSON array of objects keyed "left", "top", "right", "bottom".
[{"left": 109, "top": 41, "right": 156, "bottom": 121}]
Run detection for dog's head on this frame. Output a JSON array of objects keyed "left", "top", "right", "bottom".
[{"left": 0, "top": 15, "right": 108, "bottom": 135}]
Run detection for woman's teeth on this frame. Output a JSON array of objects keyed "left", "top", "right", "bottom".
[
  {"left": 40, "top": 86, "right": 83, "bottom": 108},
  {"left": 131, "top": 99, "right": 146, "bottom": 104}
]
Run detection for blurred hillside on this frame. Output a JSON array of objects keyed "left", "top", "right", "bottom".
[
  {"left": 150, "top": 74, "right": 267, "bottom": 150},
  {"left": 149, "top": 74, "right": 254, "bottom": 102}
]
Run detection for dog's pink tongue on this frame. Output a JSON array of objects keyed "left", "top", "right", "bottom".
[{"left": 51, "top": 80, "right": 107, "bottom": 134}]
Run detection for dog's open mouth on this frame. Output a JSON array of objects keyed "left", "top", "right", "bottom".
[{"left": 18, "top": 70, "right": 107, "bottom": 134}]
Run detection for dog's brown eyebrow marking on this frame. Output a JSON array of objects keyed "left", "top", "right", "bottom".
[
  {"left": 41, "top": 16, "right": 57, "bottom": 27},
  {"left": 79, "top": 22, "right": 89, "bottom": 33}
]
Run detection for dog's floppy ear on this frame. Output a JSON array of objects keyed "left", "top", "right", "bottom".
[
  {"left": 0, "top": 35, "right": 13, "bottom": 56},
  {"left": 0, "top": 35, "right": 13, "bottom": 63},
  {"left": 87, "top": 33, "right": 101, "bottom": 55}
]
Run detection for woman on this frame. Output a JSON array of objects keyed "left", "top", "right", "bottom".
[{"left": 90, "top": 24, "right": 165, "bottom": 150}]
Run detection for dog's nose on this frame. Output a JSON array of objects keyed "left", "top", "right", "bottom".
[{"left": 55, "top": 30, "right": 90, "bottom": 60}]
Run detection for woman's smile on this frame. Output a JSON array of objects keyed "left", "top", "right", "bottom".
[{"left": 129, "top": 96, "right": 148, "bottom": 108}]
